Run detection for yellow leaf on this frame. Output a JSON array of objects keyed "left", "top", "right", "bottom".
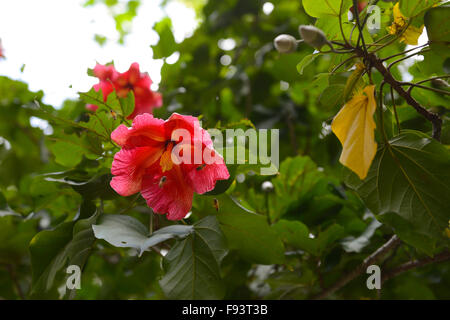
[
  {"left": 331, "top": 85, "right": 377, "bottom": 180},
  {"left": 388, "top": 3, "right": 424, "bottom": 45}
]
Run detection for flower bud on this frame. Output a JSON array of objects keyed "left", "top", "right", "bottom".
[
  {"left": 298, "top": 25, "right": 329, "bottom": 49},
  {"left": 274, "top": 34, "right": 298, "bottom": 54},
  {"left": 431, "top": 78, "right": 449, "bottom": 88},
  {"left": 261, "top": 181, "right": 274, "bottom": 193}
]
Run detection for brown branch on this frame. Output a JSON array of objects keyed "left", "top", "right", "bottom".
[
  {"left": 360, "top": 49, "right": 442, "bottom": 141},
  {"left": 381, "top": 250, "right": 450, "bottom": 285},
  {"left": 313, "top": 235, "right": 401, "bottom": 299}
]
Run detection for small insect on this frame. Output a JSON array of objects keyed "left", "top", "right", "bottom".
[
  {"left": 159, "top": 176, "right": 167, "bottom": 188},
  {"left": 196, "top": 164, "right": 206, "bottom": 171},
  {"left": 213, "top": 198, "right": 219, "bottom": 211},
  {"left": 110, "top": 110, "right": 117, "bottom": 120}
]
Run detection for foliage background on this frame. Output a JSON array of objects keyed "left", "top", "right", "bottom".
[{"left": 0, "top": 0, "right": 449, "bottom": 300}]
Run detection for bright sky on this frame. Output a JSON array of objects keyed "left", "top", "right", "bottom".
[
  {"left": 0, "top": 0, "right": 428, "bottom": 108},
  {"left": 0, "top": 0, "right": 197, "bottom": 107}
]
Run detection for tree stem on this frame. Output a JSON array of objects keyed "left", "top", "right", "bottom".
[
  {"left": 313, "top": 235, "right": 401, "bottom": 299},
  {"left": 382, "top": 250, "right": 450, "bottom": 284},
  {"left": 360, "top": 49, "right": 442, "bottom": 140}
]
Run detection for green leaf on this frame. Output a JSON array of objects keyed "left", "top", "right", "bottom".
[
  {"left": 29, "top": 210, "right": 99, "bottom": 297},
  {"left": 0, "top": 191, "right": 19, "bottom": 217},
  {"left": 303, "top": 0, "right": 352, "bottom": 18},
  {"left": 46, "top": 174, "right": 118, "bottom": 200},
  {"left": 151, "top": 17, "right": 177, "bottom": 59},
  {"left": 269, "top": 156, "right": 325, "bottom": 221},
  {"left": 0, "top": 215, "right": 38, "bottom": 261},
  {"left": 345, "top": 130, "right": 450, "bottom": 240},
  {"left": 120, "top": 91, "right": 135, "bottom": 118},
  {"left": 79, "top": 87, "right": 134, "bottom": 118},
  {"left": 377, "top": 212, "right": 436, "bottom": 256},
  {"left": 297, "top": 54, "right": 319, "bottom": 75},
  {"left": 318, "top": 84, "right": 345, "bottom": 110},
  {"left": 92, "top": 214, "right": 194, "bottom": 256},
  {"left": 159, "top": 216, "right": 227, "bottom": 299},
  {"left": 425, "top": 5, "right": 450, "bottom": 58},
  {"left": 316, "top": 224, "right": 345, "bottom": 253},
  {"left": 216, "top": 196, "right": 285, "bottom": 264},
  {"left": 400, "top": 0, "right": 441, "bottom": 18},
  {"left": 272, "top": 220, "right": 317, "bottom": 254},
  {"left": 79, "top": 87, "right": 116, "bottom": 111},
  {"left": 49, "top": 135, "right": 85, "bottom": 168},
  {"left": 272, "top": 220, "right": 345, "bottom": 256},
  {"left": 316, "top": 16, "right": 373, "bottom": 45}
]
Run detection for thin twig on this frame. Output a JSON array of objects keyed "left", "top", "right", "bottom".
[
  {"left": 313, "top": 235, "right": 401, "bottom": 299},
  {"left": 387, "top": 49, "right": 431, "bottom": 70},
  {"left": 378, "top": 81, "right": 389, "bottom": 143},
  {"left": 412, "top": 75, "right": 450, "bottom": 86},
  {"left": 381, "top": 43, "right": 429, "bottom": 61},
  {"left": 339, "top": 0, "right": 349, "bottom": 46},
  {"left": 403, "top": 82, "right": 450, "bottom": 96},
  {"left": 381, "top": 250, "right": 450, "bottom": 284},
  {"left": 331, "top": 55, "right": 358, "bottom": 73},
  {"left": 353, "top": 0, "right": 367, "bottom": 53},
  {"left": 390, "top": 85, "right": 401, "bottom": 135}
]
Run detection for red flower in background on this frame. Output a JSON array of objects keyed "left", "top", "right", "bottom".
[
  {"left": 110, "top": 113, "right": 230, "bottom": 220},
  {"left": 86, "top": 63, "right": 162, "bottom": 119},
  {"left": 350, "top": 1, "right": 367, "bottom": 14},
  {"left": 0, "top": 39, "right": 5, "bottom": 59}
]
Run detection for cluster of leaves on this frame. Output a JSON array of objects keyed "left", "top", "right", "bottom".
[{"left": 0, "top": 0, "right": 449, "bottom": 300}]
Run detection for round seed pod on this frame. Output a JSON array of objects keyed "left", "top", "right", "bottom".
[
  {"left": 274, "top": 34, "right": 298, "bottom": 53},
  {"left": 298, "top": 25, "right": 329, "bottom": 49},
  {"left": 261, "top": 181, "right": 274, "bottom": 193}
]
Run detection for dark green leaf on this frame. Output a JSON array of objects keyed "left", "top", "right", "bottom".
[
  {"left": 29, "top": 210, "right": 99, "bottom": 297},
  {"left": 345, "top": 130, "right": 450, "bottom": 240},
  {"left": 159, "top": 216, "right": 227, "bottom": 299},
  {"left": 217, "top": 198, "right": 285, "bottom": 264}
]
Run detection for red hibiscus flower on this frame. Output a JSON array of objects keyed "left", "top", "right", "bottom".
[
  {"left": 86, "top": 63, "right": 162, "bottom": 119},
  {"left": 110, "top": 113, "right": 230, "bottom": 220}
]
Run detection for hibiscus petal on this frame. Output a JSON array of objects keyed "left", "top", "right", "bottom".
[
  {"left": 94, "top": 81, "right": 115, "bottom": 101},
  {"left": 187, "top": 159, "right": 230, "bottom": 194},
  {"left": 165, "top": 113, "right": 202, "bottom": 139},
  {"left": 141, "top": 165, "right": 194, "bottom": 220},
  {"left": 93, "top": 64, "right": 118, "bottom": 81},
  {"left": 111, "top": 113, "right": 166, "bottom": 147},
  {"left": 110, "top": 146, "right": 163, "bottom": 196}
]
